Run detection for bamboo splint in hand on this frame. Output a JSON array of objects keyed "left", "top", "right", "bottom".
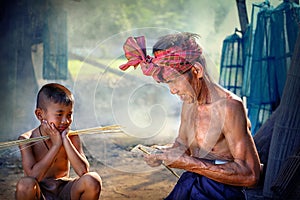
[{"left": 136, "top": 144, "right": 180, "bottom": 179}]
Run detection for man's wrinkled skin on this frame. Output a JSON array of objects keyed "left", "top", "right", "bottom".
[{"left": 145, "top": 62, "right": 261, "bottom": 187}]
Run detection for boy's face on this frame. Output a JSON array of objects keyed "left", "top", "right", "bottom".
[{"left": 38, "top": 101, "right": 73, "bottom": 133}]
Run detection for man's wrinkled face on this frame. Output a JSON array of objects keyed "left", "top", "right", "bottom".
[{"left": 165, "top": 71, "right": 197, "bottom": 104}]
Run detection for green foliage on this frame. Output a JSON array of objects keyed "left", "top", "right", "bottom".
[
  {"left": 68, "top": 0, "right": 191, "bottom": 47},
  {"left": 65, "top": 0, "right": 237, "bottom": 63}
]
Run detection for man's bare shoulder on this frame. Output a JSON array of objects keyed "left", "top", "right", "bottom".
[
  {"left": 221, "top": 94, "right": 249, "bottom": 133},
  {"left": 216, "top": 92, "right": 244, "bottom": 110}
]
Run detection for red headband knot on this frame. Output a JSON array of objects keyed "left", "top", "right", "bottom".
[{"left": 119, "top": 36, "right": 202, "bottom": 82}]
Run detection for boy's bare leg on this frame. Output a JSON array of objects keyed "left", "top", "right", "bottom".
[
  {"left": 15, "top": 177, "right": 41, "bottom": 200},
  {"left": 71, "top": 172, "right": 102, "bottom": 200}
]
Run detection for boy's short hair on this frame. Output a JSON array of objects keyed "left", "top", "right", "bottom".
[{"left": 36, "top": 83, "right": 74, "bottom": 110}]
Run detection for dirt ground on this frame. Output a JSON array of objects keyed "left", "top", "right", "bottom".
[{"left": 0, "top": 133, "right": 183, "bottom": 200}]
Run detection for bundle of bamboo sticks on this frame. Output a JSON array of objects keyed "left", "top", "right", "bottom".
[{"left": 0, "top": 125, "right": 121, "bottom": 150}]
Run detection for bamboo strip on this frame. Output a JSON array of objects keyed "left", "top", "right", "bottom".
[
  {"left": 0, "top": 136, "right": 49, "bottom": 149},
  {"left": 0, "top": 125, "right": 122, "bottom": 150},
  {"left": 69, "top": 125, "right": 121, "bottom": 135},
  {"left": 137, "top": 146, "right": 180, "bottom": 179}
]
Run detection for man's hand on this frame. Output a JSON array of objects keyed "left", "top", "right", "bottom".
[
  {"left": 144, "top": 144, "right": 188, "bottom": 167},
  {"left": 144, "top": 153, "right": 163, "bottom": 167}
]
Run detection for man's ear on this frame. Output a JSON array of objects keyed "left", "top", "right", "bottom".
[
  {"left": 192, "top": 62, "right": 204, "bottom": 79},
  {"left": 35, "top": 108, "right": 44, "bottom": 122}
]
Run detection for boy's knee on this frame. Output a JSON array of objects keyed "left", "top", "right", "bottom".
[
  {"left": 16, "top": 177, "right": 38, "bottom": 191},
  {"left": 82, "top": 172, "right": 102, "bottom": 192},
  {"left": 16, "top": 177, "right": 39, "bottom": 197}
]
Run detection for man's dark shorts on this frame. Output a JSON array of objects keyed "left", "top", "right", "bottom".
[{"left": 165, "top": 171, "right": 245, "bottom": 200}]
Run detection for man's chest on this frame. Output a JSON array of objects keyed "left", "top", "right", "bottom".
[{"left": 180, "top": 103, "right": 227, "bottom": 157}]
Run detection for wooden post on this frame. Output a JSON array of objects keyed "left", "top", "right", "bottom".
[{"left": 235, "top": 0, "right": 249, "bottom": 34}]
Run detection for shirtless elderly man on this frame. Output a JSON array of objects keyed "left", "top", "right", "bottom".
[{"left": 119, "top": 32, "right": 261, "bottom": 199}]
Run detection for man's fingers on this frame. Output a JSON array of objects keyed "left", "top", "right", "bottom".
[{"left": 144, "top": 153, "right": 163, "bottom": 167}]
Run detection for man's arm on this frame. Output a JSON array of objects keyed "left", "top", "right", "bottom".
[
  {"left": 151, "top": 99, "right": 261, "bottom": 187},
  {"left": 220, "top": 99, "right": 261, "bottom": 186}
]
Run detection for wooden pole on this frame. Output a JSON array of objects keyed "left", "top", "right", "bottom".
[{"left": 235, "top": 0, "right": 249, "bottom": 34}]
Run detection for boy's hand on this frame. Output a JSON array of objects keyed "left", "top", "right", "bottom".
[
  {"left": 61, "top": 127, "right": 70, "bottom": 140},
  {"left": 41, "top": 120, "right": 62, "bottom": 147}
]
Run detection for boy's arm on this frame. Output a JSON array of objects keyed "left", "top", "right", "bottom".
[
  {"left": 62, "top": 133, "right": 90, "bottom": 176},
  {"left": 19, "top": 134, "right": 61, "bottom": 182}
]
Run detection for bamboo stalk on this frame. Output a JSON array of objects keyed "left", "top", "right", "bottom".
[
  {"left": 69, "top": 125, "right": 121, "bottom": 135},
  {"left": 0, "top": 136, "right": 49, "bottom": 149},
  {"left": 0, "top": 125, "right": 122, "bottom": 150},
  {"left": 138, "top": 146, "right": 180, "bottom": 179}
]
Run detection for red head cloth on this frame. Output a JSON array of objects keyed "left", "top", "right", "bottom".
[{"left": 119, "top": 36, "right": 202, "bottom": 82}]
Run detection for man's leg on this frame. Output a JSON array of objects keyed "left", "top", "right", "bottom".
[{"left": 165, "top": 171, "right": 245, "bottom": 200}]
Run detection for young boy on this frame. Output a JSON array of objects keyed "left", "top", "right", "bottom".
[{"left": 15, "top": 83, "right": 102, "bottom": 200}]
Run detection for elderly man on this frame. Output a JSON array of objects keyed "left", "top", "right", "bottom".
[{"left": 119, "top": 32, "right": 261, "bottom": 200}]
